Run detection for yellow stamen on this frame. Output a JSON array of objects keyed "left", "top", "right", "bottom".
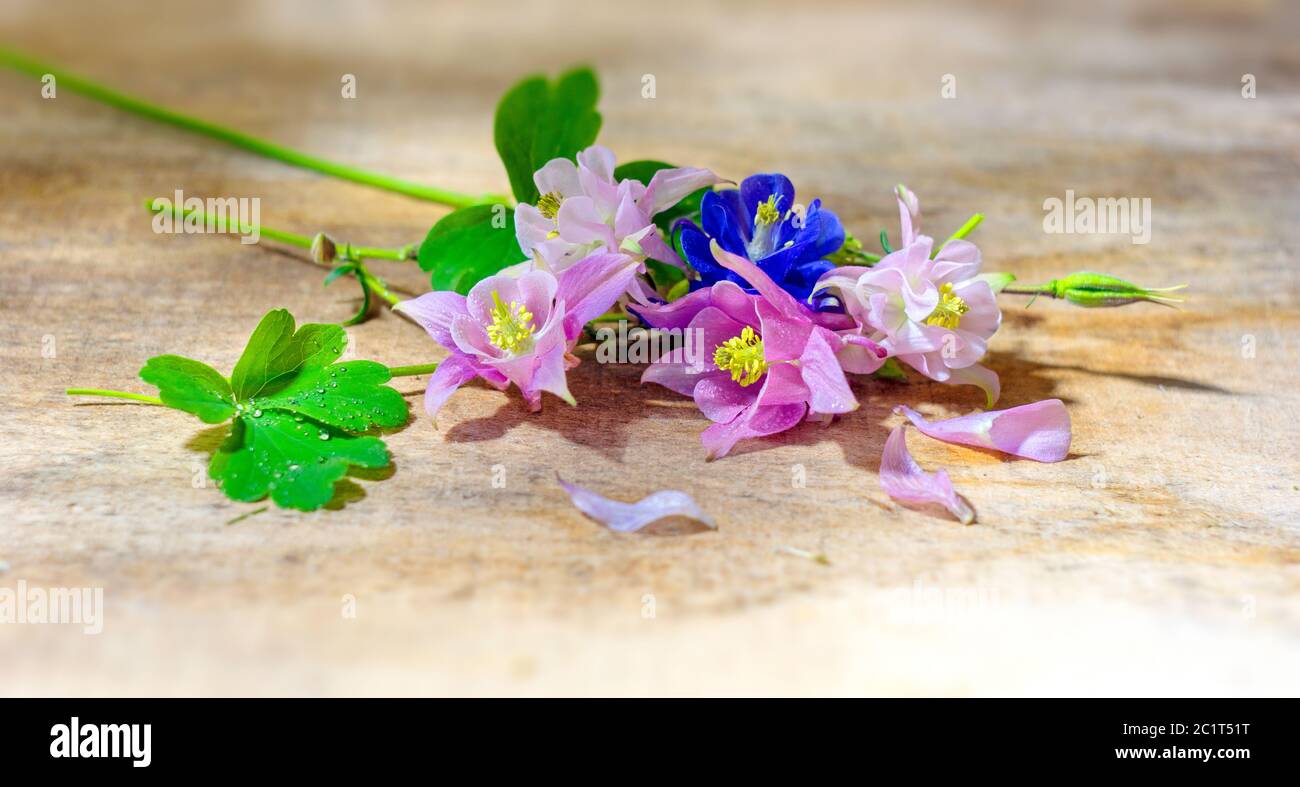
[
  {"left": 713, "top": 326, "right": 768, "bottom": 386},
  {"left": 755, "top": 194, "right": 782, "bottom": 226},
  {"left": 924, "top": 282, "right": 970, "bottom": 329},
  {"left": 486, "top": 291, "right": 535, "bottom": 353},
  {"left": 537, "top": 191, "right": 563, "bottom": 220}
]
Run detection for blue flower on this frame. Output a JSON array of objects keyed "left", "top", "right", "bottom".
[{"left": 677, "top": 173, "right": 846, "bottom": 307}]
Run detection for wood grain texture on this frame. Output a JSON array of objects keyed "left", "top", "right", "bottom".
[{"left": 1, "top": 0, "right": 1297, "bottom": 696}]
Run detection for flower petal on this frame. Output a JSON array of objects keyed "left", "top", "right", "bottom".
[
  {"left": 894, "top": 399, "right": 1071, "bottom": 462},
  {"left": 798, "top": 327, "right": 858, "bottom": 415},
  {"left": 838, "top": 333, "right": 889, "bottom": 374},
  {"left": 642, "top": 349, "right": 713, "bottom": 397},
  {"left": 513, "top": 203, "right": 554, "bottom": 258},
  {"left": 700, "top": 190, "right": 751, "bottom": 255},
  {"left": 693, "top": 373, "right": 757, "bottom": 423},
  {"left": 554, "top": 252, "right": 640, "bottom": 332},
  {"left": 533, "top": 156, "right": 582, "bottom": 199},
  {"left": 526, "top": 327, "right": 576, "bottom": 407},
  {"left": 946, "top": 362, "right": 1001, "bottom": 407},
  {"left": 632, "top": 286, "right": 714, "bottom": 331},
  {"left": 421, "top": 352, "right": 480, "bottom": 420},
  {"left": 556, "top": 196, "right": 618, "bottom": 248},
  {"left": 689, "top": 305, "right": 752, "bottom": 373},
  {"left": 637, "top": 230, "right": 685, "bottom": 270},
  {"left": 701, "top": 402, "right": 805, "bottom": 461},
  {"left": 896, "top": 184, "right": 921, "bottom": 247},
  {"left": 465, "top": 269, "right": 557, "bottom": 329},
  {"left": 450, "top": 313, "right": 499, "bottom": 359},
  {"left": 740, "top": 174, "right": 796, "bottom": 228},
  {"left": 394, "top": 291, "right": 468, "bottom": 350},
  {"left": 711, "top": 240, "right": 808, "bottom": 322},
  {"left": 644, "top": 166, "right": 722, "bottom": 215},
  {"left": 576, "top": 145, "right": 618, "bottom": 183},
  {"left": 930, "top": 238, "right": 982, "bottom": 284},
  {"left": 879, "top": 425, "right": 975, "bottom": 525},
  {"left": 558, "top": 477, "right": 716, "bottom": 533}
]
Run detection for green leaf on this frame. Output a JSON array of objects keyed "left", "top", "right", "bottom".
[
  {"left": 322, "top": 264, "right": 372, "bottom": 326},
  {"left": 494, "top": 76, "right": 549, "bottom": 205},
  {"left": 139, "top": 355, "right": 235, "bottom": 424},
  {"left": 873, "top": 358, "right": 908, "bottom": 382},
  {"left": 229, "top": 309, "right": 346, "bottom": 400},
  {"left": 611, "top": 159, "right": 672, "bottom": 186},
  {"left": 494, "top": 67, "right": 602, "bottom": 204},
  {"left": 645, "top": 258, "right": 686, "bottom": 291},
  {"left": 209, "top": 411, "right": 390, "bottom": 512},
  {"left": 252, "top": 360, "right": 407, "bottom": 432},
  {"left": 613, "top": 159, "right": 708, "bottom": 235},
  {"left": 418, "top": 204, "right": 527, "bottom": 294},
  {"left": 129, "top": 308, "right": 410, "bottom": 512}
]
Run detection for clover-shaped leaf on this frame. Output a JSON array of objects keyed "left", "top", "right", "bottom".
[{"left": 138, "top": 309, "right": 408, "bottom": 511}]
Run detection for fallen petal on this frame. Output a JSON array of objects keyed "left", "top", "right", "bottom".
[
  {"left": 894, "top": 399, "right": 1070, "bottom": 462},
  {"left": 558, "top": 477, "right": 717, "bottom": 533},
  {"left": 879, "top": 426, "right": 976, "bottom": 525}
]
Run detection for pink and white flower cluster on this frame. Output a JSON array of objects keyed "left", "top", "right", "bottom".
[
  {"left": 815, "top": 186, "right": 1003, "bottom": 406},
  {"left": 398, "top": 145, "right": 719, "bottom": 419}
]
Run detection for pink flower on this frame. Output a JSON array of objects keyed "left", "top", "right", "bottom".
[
  {"left": 817, "top": 186, "right": 1002, "bottom": 405},
  {"left": 894, "top": 399, "right": 1071, "bottom": 462},
  {"left": 638, "top": 240, "right": 880, "bottom": 460},
  {"left": 514, "top": 145, "right": 721, "bottom": 273},
  {"left": 879, "top": 425, "right": 975, "bottom": 525},
  {"left": 396, "top": 253, "right": 640, "bottom": 419}
]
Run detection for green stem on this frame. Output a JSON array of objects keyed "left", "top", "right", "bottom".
[
  {"left": 357, "top": 268, "right": 402, "bottom": 306},
  {"left": 1000, "top": 285, "right": 1054, "bottom": 297},
  {"left": 66, "top": 388, "right": 163, "bottom": 405},
  {"left": 1, "top": 47, "right": 509, "bottom": 209},
  {"left": 147, "top": 198, "right": 413, "bottom": 264},
  {"left": 934, "top": 213, "right": 984, "bottom": 257},
  {"left": 388, "top": 363, "right": 440, "bottom": 377},
  {"left": 148, "top": 199, "right": 409, "bottom": 310}
]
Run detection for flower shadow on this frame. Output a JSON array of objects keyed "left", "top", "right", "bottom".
[{"left": 441, "top": 346, "right": 703, "bottom": 462}]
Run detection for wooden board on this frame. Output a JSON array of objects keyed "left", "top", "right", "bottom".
[{"left": 1, "top": 0, "right": 1297, "bottom": 695}]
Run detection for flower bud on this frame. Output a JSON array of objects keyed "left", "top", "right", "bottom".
[
  {"left": 1047, "top": 271, "right": 1185, "bottom": 308},
  {"left": 310, "top": 232, "right": 337, "bottom": 265}
]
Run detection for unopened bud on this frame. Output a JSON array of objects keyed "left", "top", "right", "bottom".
[
  {"left": 1046, "top": 271, "right": 1185, "bottom": 308},
  {"left": 311, "top": 232, "right": 337, "bottom": 264}
]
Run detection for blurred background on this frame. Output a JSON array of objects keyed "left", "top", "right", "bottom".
[{"left": 1, "top": 0, "right": 1297, "bottom": 695}]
